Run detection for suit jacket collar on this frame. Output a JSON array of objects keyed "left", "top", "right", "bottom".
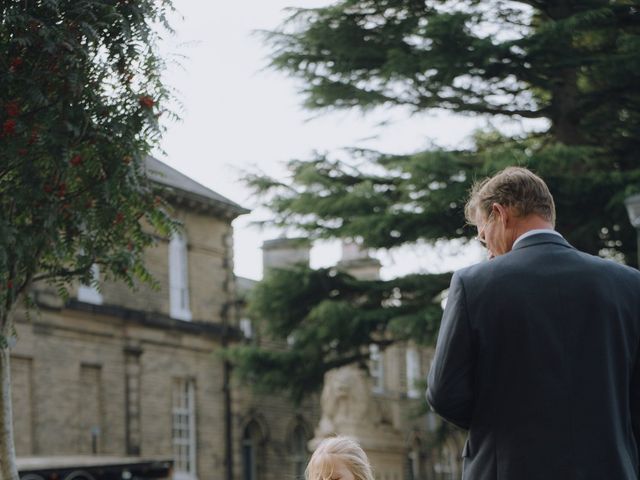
[{"left": 511, "top": 232, "right": 574, "bottom": 252}]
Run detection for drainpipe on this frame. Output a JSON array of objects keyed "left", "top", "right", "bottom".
[{"left": 221, "top": 300, "right": 234, "bottom": 480}]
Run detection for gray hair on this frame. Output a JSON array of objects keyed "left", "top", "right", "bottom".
[{"left": 465, "top": 166, "right": 556, "bottom": 226}]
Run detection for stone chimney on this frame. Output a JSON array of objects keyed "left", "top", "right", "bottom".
[
  {"left": 262, "top": 237, "right": 311, "bottom": 274},
  {"left": 337, "top": 240, "right": 381, "bottom": 280}
]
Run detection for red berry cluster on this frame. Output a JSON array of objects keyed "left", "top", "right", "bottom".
[
  {"left": 5, "top": 101, "right": 20, "bottom": 117},
  {"left": 2, "top": 100, "right": 21, "bottom": 137},
  {"left": 2, "top": 119, "right": 16, "bottom": 136},
  {"left": 9, "top": 57, "right": 23, "bottom": 72},
  {"left": 139, "top": 95, "right": 154, "bottom": 108}
]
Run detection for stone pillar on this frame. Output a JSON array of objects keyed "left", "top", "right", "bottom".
[{"left": 124, "top": 343, "right": 143, "bottom": 456}]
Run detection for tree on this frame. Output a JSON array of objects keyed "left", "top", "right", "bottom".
[
  {"left": 227, "top": 0, "right": 640, "bottom": 402},
  {"left": 0, "top": 1, "right": 175, "bottom": 478}
]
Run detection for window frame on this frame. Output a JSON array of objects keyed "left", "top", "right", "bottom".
[
  {"left": 369, "top": 344, "right": 384, "bottom": 393},
  {"left": 77, "top": 263, "right": 103, "bottom": 305},
  {"left": 290, "top": 424, "right": 309, "bottom": 480},
  {"left": 406, "top": 346, "right": 421, "bottom": 399},
  {"left": 169, "top": 232, "right": 192, "bottom": 321},
  {"left": 172, "top": 378, "right": 197, "bottom": 480},
  {"left": 242, "top": 421, "right": 262, "bottom": 480}
]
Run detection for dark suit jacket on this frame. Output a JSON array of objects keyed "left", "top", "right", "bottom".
[{"left": 427, "top": 233, "right": 640, "bottom": 480}]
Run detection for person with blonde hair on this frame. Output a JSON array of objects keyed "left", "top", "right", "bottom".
[{"left": 306, "top": 436, "right": 374, "bottom": 480}]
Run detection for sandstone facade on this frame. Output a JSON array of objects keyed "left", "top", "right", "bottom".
[{"left": 10, "top": 159, "right": 460, "bottom": 480}]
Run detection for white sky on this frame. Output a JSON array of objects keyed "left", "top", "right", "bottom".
[{"left": 156, "top": 1, "right": 487, "bottom": 281}]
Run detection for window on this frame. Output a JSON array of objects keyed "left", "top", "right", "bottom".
[
  {"left": 406, "top": 346, "right": 421, "bottom": 399},
  {"left": 426, "top": 412, "right": 439, "bottom": 433},
  {"left": 433, "top": 445, "right": 458, "bottom": 480},
  {"left": 369, "top": 344, "right": 384, "bottom": 393},
  {"left": 78, "top": 264, "right": 103, "bottom": 305},
  {"left": 405, "top": 455, "right": 414, "bottom": 480},
  {"left": 291, "top": 425, "right": 308, "bottom": 480},
  {"left": 79, "top": 364, "right": 103, "bottom": 454},
  {"left": 242, "top": 421, "right": 262, "bottom": 480},
  {"left": 11, "top": 356, "right": 34, "bottom": 456},
  {"left": 172, "top": 379, "right": 197, "bottom": 480},
  {"left": 239, "top": 318, "right": 253, "bottom": 339},
  {"left": 169, "top": 233, "right": 191, "bottom": 320},
  {"left": 406, "top": 438, "right": 423, "bottom": 480}
]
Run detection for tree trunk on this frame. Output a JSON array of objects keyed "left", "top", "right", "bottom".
[
  {"left": 550, "top": 64, "right": 585, "bottom": 146},
  {"left": 546, "top": 2, "right": 586, "bottom": 146},
  {"left": 0, "top": 346, "right": 18, "bottom": 480}
]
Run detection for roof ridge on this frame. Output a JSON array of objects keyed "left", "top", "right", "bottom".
[{"left": 145, "top": 156, "right": 249, "bottom": 215}]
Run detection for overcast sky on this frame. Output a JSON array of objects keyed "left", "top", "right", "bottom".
[{"left": 156, "top": 1, "right": 486, "bottom": 280}]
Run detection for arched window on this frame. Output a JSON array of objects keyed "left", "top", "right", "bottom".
[
  {"left": 406, "top": 437, "right": 423, "bottom": 480},
  {"left": 433, "top": 443, "right": 458, "bottom": 480},
  {"left": 242, "top": 421, "right": 262, "bottom": 480},
  {"left": 290, "top": 424, "right": 309, "bottom": 480},
  {"left": 169, "top": 232, "right": 191, "bottom": 320}
]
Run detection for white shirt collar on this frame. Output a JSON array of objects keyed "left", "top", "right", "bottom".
[{"left": 512, "top": 229, "right": 563, "bottom": 249}]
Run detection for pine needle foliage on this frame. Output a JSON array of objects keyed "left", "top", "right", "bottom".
[
  {"left": 230, "top": 0, "right": 640, "bottom": 401},
  {"left": 228, "top": 265, "right": 452, "bottom": 403}
]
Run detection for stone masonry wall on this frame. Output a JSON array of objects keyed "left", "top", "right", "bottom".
[
  {"left": 11, "top": 307, "right": 228, "bottom": 480},
  {"left": 76, "top": 208, "right": 233, "bottom": 324}
]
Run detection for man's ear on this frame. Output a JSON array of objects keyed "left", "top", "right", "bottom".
[{"left": 492, "top": 203, "right": 509, "bottom": 226}]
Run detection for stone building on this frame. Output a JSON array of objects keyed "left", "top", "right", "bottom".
[
  {"left": 10, "top": 157, "right": 460, "bottom": 480},
  {"left": 340, "top": 242, "right": 464, "bottom": 480},
  {"left": 11, "top": 157, "right": 319, "bottom": 480},
  {"left": 250, "top": 239, "right": 464, "bottom": 480}
]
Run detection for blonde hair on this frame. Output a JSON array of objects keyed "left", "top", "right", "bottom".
[
  {"left": 306, "top": 436, "right": 374, "bottom": 480},
  {"left": 465, "top": 166, "right": 556, "bottom": 227}
]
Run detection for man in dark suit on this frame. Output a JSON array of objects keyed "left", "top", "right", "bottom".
[{"left": 427, "top": 167, "right": 640, "bottom": 479}]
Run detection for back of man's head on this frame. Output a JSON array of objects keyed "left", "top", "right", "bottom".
[{"left": 465, "top": 166, "right": 556, "bottom": 227}]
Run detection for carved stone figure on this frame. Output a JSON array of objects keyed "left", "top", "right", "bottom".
[{"left": 311, "top": 364, "right": 406, "bottom": 480}]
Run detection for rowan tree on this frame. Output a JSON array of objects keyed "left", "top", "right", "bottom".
[{"left": 0, "top": 1, "right": 175, "bottom": 477}]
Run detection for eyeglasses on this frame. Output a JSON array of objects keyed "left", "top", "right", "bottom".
[{"left": 475, "top": 212, "right": 494, "bottom": 245}]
